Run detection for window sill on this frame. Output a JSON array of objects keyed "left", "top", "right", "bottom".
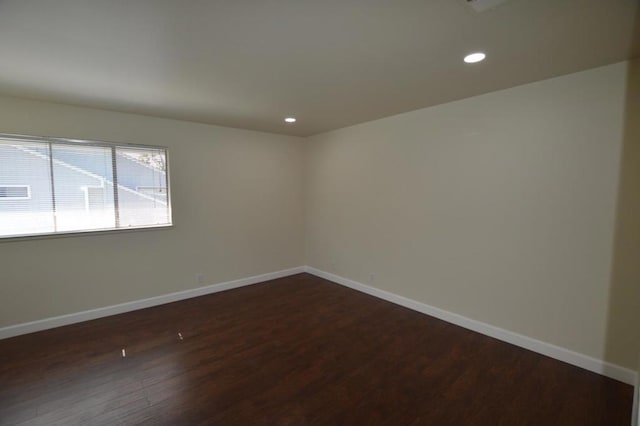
[{"left": 0, "top": 223, "right": 174, "bottom": 243}]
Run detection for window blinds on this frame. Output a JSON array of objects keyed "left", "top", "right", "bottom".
[{"left": 0, "top": 134, "right": 171, "bottom": 238}]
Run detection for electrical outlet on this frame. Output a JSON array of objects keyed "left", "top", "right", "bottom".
[
  {"left": 195, "top": 273, "right": 205, "bottom": 285},
  {"left": 369, "top": 273, "right": 376, "bottom": 283}
]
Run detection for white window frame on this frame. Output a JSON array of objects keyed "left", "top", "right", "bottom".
[
  {"left": 0, "top": 184, "right": 31, "bottom": 200},
  {"left": 0, "top": 133, "right": 172, "bottom": 240}
]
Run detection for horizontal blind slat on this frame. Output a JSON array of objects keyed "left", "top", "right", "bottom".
[{"left": 0, "top": 135, "right": 171, "bottom": 239}]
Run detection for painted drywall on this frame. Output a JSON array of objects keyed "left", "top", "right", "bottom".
[
  {"left": 304, "top": 61, "right": 639, "bottom": 370},
  {"left": 0, "top": 96, "right": 304, "bottom": 327},
  {"left": 605, "top": 57, "right": 640, "bottom": 373}
]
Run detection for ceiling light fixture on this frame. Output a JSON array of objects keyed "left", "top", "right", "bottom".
[
  {"left": 464, "top": 52, "right": 486, "bottom": 64},
  {"left": 284, "top": 117, "right": 296, "bottom": 123}
]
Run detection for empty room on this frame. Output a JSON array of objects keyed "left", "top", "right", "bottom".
[{"left": 0, "top": 0, "right": 639, "bottom": 425}]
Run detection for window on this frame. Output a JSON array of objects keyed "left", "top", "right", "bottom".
[
  {"left": 0, "top": 185, "right": 31, "bottom": 200},
  {"left": 0, "top": 134, "right": 172, "bottom": 239}
]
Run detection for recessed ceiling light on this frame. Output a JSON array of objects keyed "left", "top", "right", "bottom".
[
  {"left": 464, "top": 52, "right": 486, "bottom": 64},
  {"left": 284, "top": 117, "right": 296, "bottom": 123}
]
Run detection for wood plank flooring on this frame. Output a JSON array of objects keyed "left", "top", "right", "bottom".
[{"left": 0, "top": 273, "right": 633, "bottom": 425}]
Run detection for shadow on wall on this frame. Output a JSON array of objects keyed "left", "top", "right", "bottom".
[{"left": 604, "top": 5, "right": 640, "bottom": 375}]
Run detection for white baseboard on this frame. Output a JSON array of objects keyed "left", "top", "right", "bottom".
[
  {"left": 0, "top": 266, "right": 305, "bottom": 340},
  {"left": 304, "top": 266, "right": 638, "bottom": 386}
]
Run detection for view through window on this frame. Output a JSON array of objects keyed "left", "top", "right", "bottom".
[{"left": 0, "top": 134, "right": 172, "bottom": 238}]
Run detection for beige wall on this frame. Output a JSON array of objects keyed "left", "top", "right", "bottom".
[
  {"left": 304, "top": 62, "right": 637, "bottom": 369},
  {"left": 0, "top": 96, "right": 304, "bottom": 327},
  {"left": 605, "top": 58, "right": 640, "bottom": 372}
]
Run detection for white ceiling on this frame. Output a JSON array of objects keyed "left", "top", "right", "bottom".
[{"left": 0, "top": 0, "right": 638, "bottom": 136}]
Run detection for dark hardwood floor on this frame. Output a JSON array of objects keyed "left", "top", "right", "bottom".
[{"left": 0, "top": 273, "right": 632, "bottom": 425}]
